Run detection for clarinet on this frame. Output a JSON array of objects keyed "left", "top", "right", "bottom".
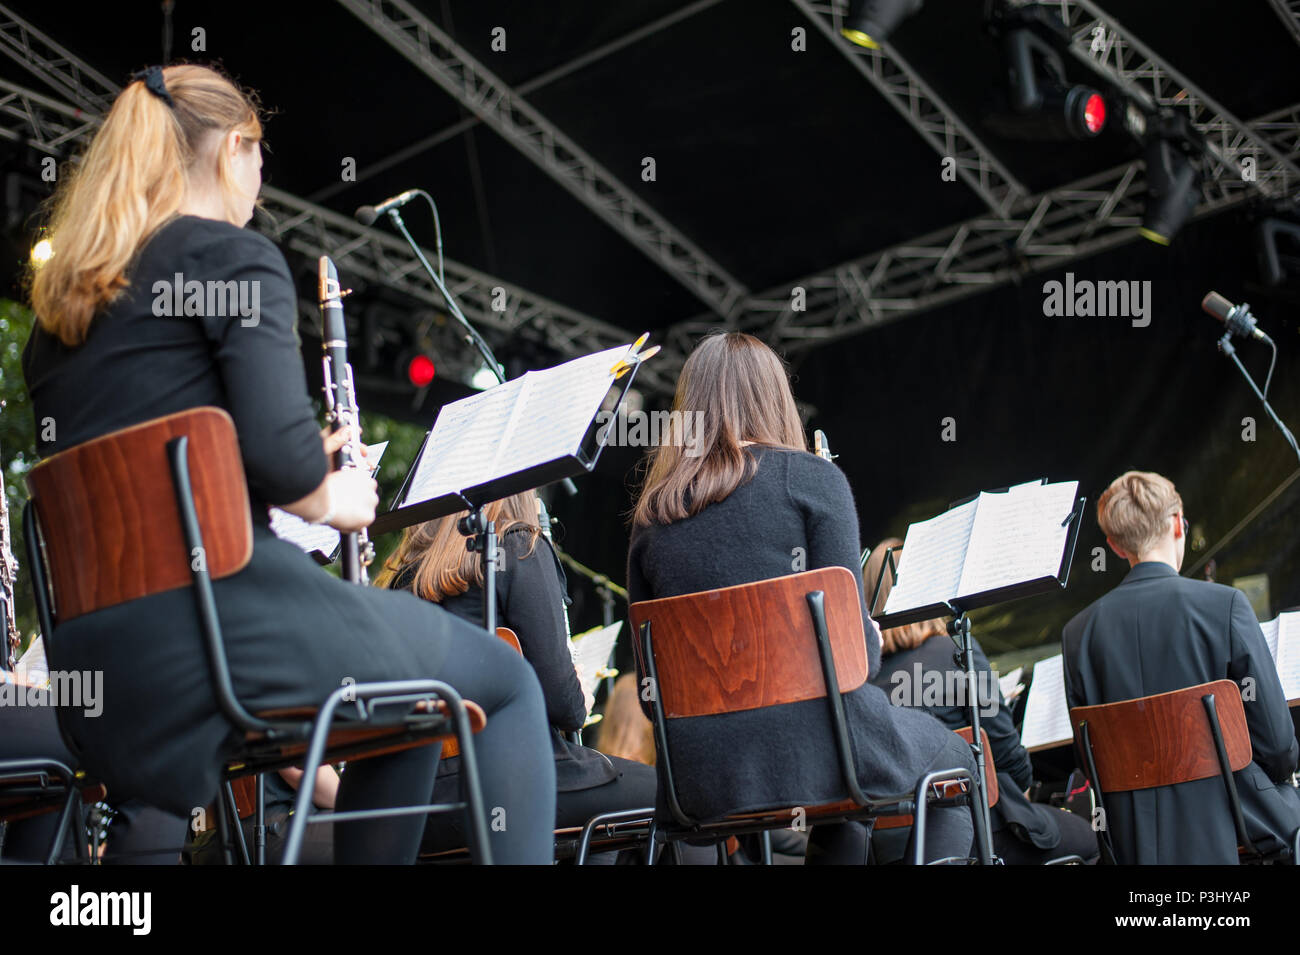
[
  {"left": 0, "top": 433, "right": 19, "bottom": 670},
  {"left": 318, "top": 255, "right": 374, "bottom": 585},
  {"left": 813, "top": 429, "right": 836, "bottom": 463}
]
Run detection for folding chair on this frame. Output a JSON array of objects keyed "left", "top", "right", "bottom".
[
  {"left": 631, "top": 567, "right": 990, "bottom": 865},
  {"left": 24, "top": 407, "right": 491, "bottom": 865},
  {"left": 1071, "top": 679, "right": 1299, "bottom": 865}
]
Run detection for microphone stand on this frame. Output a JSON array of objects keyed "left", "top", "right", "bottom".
[
  {"left": 1217, "top": 332, "right": 1300, "bottom": 466},
  {"left": 383, "top": 202, "right": 580, "bottom": 501}
]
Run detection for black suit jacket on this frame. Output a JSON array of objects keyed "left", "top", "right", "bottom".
[{"left": 1062, "top": 561, "right": 1300, "bottom": 864}]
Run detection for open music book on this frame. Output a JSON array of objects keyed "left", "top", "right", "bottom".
[
  {"left": 874, "top": 479, "right": 1083, "bottom": 628},
  {"left": 1259, "top": 610, "right": 1300, "bottom": 703},
  {"left": 372, "top": 342, "right": 646, "bottom": 535},
  {"left": 270, "top": 442, "right": 388, "bottom": 563},
  {"left": 1019, "top": 653, "right": 1072, "bottom": 751},
  {"left": 571, "top": 621, "right": 621, "bottom": 708}
]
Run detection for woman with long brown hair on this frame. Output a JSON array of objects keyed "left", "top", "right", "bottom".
[
  {"left": 379, "top": 490, "right": 657, "bottom": 855},
  {"left": 21, "top": 64, "right": 555, "bottom": 863},
  {"left": 628, "top": 331, "right": 977, "bottom": 864}
]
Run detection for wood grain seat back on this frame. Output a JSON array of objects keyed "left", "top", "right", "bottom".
[
  {"left": 629, "top": 567, "right": 869, "bottom": 719},
  {"left": 1069, "top": 679, "right": 1252, "bottom": 794},
  {"left": 26, "top": 407, "right": 253, "bottom": 623}
]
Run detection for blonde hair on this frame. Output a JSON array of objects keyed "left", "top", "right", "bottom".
[
  {"left": 863, "top": 537, "right": 949, "bottom": 655},
  {"left": 375, "top": 491, "right": 541, "bottom": 602},
  {"left": 594, "top": 673, "right": 656, "bottom": 765},
  {"left": 1097, "top": 470, "right": 1183, "bottom": 558},
  {"left": 29, "top": 64, "right": 263, "bottom": 345}
]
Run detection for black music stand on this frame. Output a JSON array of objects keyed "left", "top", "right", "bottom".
[{"left": 869, "top": 484, "right": 1087, "bottom": 865}]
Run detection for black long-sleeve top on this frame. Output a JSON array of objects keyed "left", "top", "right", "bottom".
[
  {"left": 628, "top": 445, "right": 960, "bottom": 822},
  {"left": 23, "top": 215, "right": 328, "bottom": 522},
  {"left": 871, "top": 633, "right": 1034, "bottom": 791},
  {"left": 393, "top": 528, "right": 615, "bottom": 791}
]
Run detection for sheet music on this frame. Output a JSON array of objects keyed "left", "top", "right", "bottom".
[
  {"left": 270, "top": 442, "right": 388, "bottom": 558},
  {"left": 401, "top": 344, "right": 631, "bottom": 509},
  {"left": 957, "top": 480, "right": 1079, "bottom": 597},
  {"left": 406, "top": 379, "right": 525, "bottom": 504},
  {"left": 492, "top": 347, "right": 626, "bottom": 478},
  {"left": 1274, "top": 611, "right": 1300, "bottom": 702},
  {"left": 998, "top": 665, "right": 1024, "bottom": 703},
  {"left": 1261, "top": 615, "right": 1281, "bottom": 662},
  {"left": 882, "top": 500, "right": 978, "bottom": 614},
  {"left": 570, "top": 621, "right": 621, "bottom": 703},
  {"left": 1019, "top": 653, "right": 1072, "bottom": 750}
]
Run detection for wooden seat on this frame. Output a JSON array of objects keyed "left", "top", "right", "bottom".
[
  {"left": 1070, "top": 679, "right": 1292, "bottom": 864},
  {"left": 631, "top": 567, "right": 989, "bottom": 864},
  {"left": 24, "top": 407, "right": 493, "bottom": 864}
]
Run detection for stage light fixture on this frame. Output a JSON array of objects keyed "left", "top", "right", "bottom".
[
  {"left": 840, "top": 0, "right": 923, "bottom": 49},
  {"left": 997, "top": 27, "right": 1106, "bottom": 140},
  {"left": 405, "top": 353, "right": 436, "bottom": 388},
  {"left": 1140, "top": 136, "right": 1200, "bottom": 245}
]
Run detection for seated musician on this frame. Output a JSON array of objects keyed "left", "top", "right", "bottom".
[
  {"left": 21, "top": 64, "right": 555, "bottom": 863},
  {"left": 626, "top": 331, "right": 976, "bottom": 864},
  {"left": 1062, "top": 470, "right": 1300, "bottom": 863},
  {"left": 865, "top": 539, "right": 1099, "bottom": 864},
  {"left": 378, "top": 491, "right": 657, "bottom": 856}
]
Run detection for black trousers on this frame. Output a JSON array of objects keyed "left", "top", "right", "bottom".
[{"left": 424, "top": 754, "right": 657, "bottom": 857}]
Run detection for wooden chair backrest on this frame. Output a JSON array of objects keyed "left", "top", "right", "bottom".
[
  {"left": 629, "top": 566, "right": 869, "bottom": 719},
  {"left": 440, "top": 628, "right": 521, "bottom": 760},
  {"left": 1069, "top": 679, "right": 1251, "bottom": 794},
  {"left": 25, "top": 407, "right": 252, "bottom": 624}
]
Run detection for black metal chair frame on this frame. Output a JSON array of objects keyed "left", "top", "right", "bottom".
[
  {"left": 1076, "top": 688, "right": 1298, "bottom": 866},
  {"left": 23, "top": 433, "right": 494, "bottom": 865},
  {"left": 0, "top": 757, "right": 88, "bottom": 864},
  {"left": 640, "top": 587, "right": 990, "bottom": 865}
]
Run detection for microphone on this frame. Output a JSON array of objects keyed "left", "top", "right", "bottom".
[
  {"left": 1202, "top": 291, "right": 1272, "bottom": 343},
  {"left": 354, "top": 189, "right": 420, "bottom": 226}
]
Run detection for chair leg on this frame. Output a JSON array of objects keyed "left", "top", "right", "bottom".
[
  {"left": 448, "top": 688, "right": 492, "bottom": 866},
  {"left": 254, "top": 774, "right": 266, "bottom": 866},
  {"left": 212, "top": 793, "right": 234, "bottom": 866},
  {"left": 911, "top": 767, "right": 979, "bottom": 865},
  {"left": 760, "top": 829, "right": 773, "bottom": 865},
  {"left": 220, "top": 781, "right": 250, "bottom": 865},
  {"left": 716, "top": 840, "right": 729, "bottom": 865},
  {"left": 574, "top": 807, "right": 655, "bottom": 865}
]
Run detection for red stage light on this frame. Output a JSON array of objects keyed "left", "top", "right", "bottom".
[
  {"left": 406, "top": 354, "right": 435, "bottom": 388},
  {"left": 1083, "top": 93, "right": 1106, "bottom": 135}
]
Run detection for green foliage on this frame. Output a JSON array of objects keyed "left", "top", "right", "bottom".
[{"left": 1, "top": 299, "right": 37, "bottom": 645}]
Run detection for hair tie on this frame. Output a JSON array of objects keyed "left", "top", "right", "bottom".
[{"left": 130, "top": 65, "right": 175, "bottom": 108}]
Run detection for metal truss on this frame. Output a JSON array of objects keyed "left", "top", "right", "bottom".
[
  {"left": 0, "top": 4, "right": 116, "bottom": 114},
  {"left": 0, "top": 77, "right": 98, "bottom": 154},
  {"left": 334, "top": 0, "right": 749, "bottom": 320},
  {"left": 1019, "top": 0, "right": 1300, "bottom": 200},
  {"left": 792, "top": 0, "right": 1026, "bottom": 217},
  {"left": 0, "top": 3, "right": 685, "bottom": 397},
  {"left": 1268, "top": 0, "right": 1300, "bottom": 48},
  {"left": 722, "top": 104, "right": 1300, "bottom": 354}
]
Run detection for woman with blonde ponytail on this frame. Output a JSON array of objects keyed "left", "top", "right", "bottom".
[{"left": 22, "top": 65, "right": 556, "bottom": 864}]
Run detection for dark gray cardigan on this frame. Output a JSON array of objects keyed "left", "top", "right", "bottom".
[{"left": 627, "top": 445, "right": 961, "bottom": 822}]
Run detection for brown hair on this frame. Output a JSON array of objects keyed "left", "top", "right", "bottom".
[
  {"left": 29, "top": 64, "right": 263, "bottom": 345},
  {"left": 1097, "top": 470, "right": 1183, "bottom": 557},
  {"left": 632, "top": 331, "right": 806, "bottom": 526},
  {"left": 375, "top": 490, "right": 542, "bottom": 601},
  {"left": 594, "top": 673, "right": 656, "bottom": 765},
  {"left": 863, "top": 537, "right": 949, "bottom": 655}
]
